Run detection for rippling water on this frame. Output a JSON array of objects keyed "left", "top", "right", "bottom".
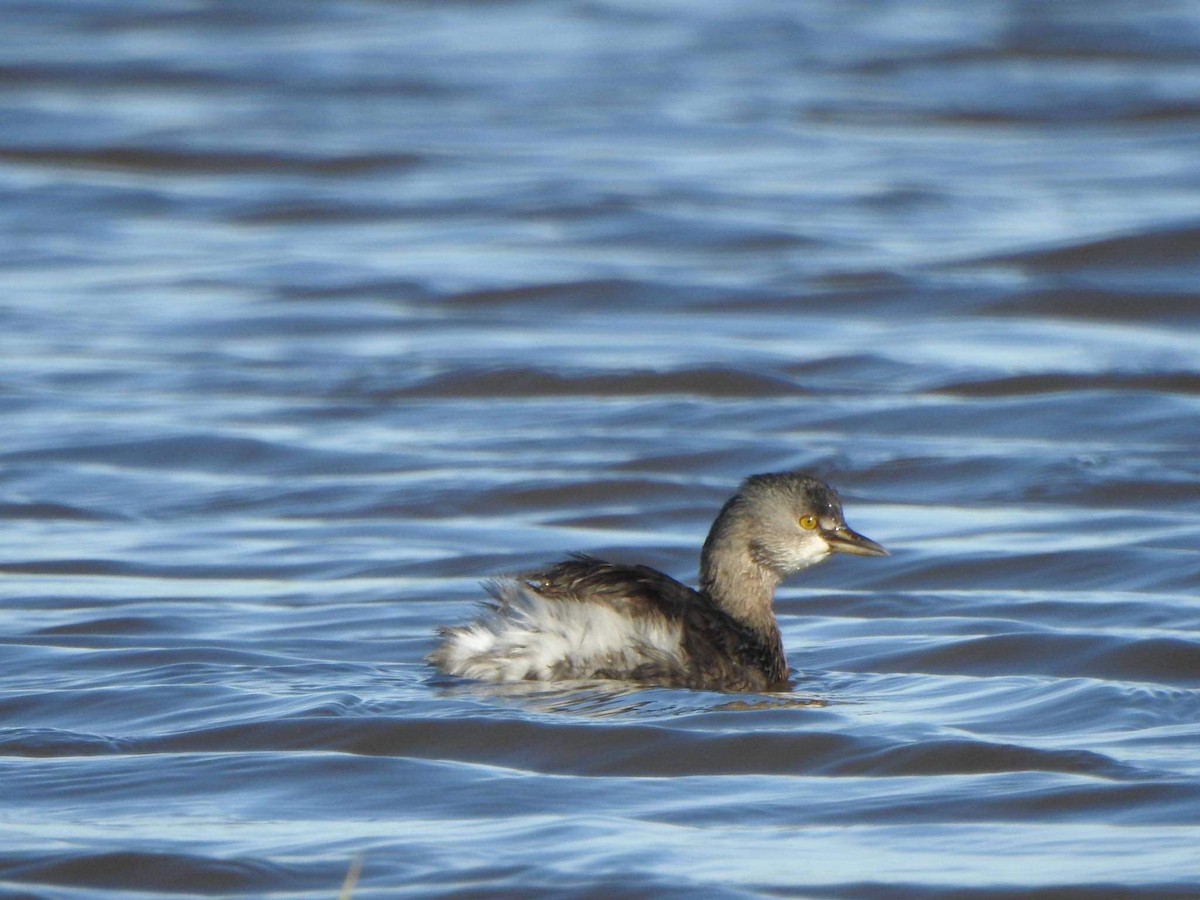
[{"left": 3, "top": 1, "right": 1200, "bottom": 897}]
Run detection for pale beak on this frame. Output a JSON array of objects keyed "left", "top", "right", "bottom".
[{"left": 823, "top": 525, "right": 889, "bottom": 557}]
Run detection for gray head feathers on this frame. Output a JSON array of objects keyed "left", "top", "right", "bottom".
[{"left": 698, "top": 471, "right": 884, "bottom": 628}]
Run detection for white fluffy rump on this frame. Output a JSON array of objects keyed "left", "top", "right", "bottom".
[{"left": 430, "top": 579, "right": 683, "bottom": 683}]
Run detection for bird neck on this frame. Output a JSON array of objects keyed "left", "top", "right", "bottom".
[{"left": 698, "top": 537, "right": 784, "bottom": 638}]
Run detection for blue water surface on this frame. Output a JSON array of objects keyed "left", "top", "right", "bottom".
[{"left": 2, "top": 1, "right": 1200, "bottom": 897}]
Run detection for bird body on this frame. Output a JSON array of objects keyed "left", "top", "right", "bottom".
[{"left": 430, "top": 472, "right": 886, "bottom": 692}]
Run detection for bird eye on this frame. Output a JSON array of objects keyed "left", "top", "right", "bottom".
[{"left": 798, "top": 515, "right": 817, "bottom": 530}]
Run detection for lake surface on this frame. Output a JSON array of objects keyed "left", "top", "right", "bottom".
[{"left": 3, "top": 1, "right": 1200, "bottom": 897}]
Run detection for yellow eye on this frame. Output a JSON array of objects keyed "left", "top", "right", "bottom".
[{"left": 799, "top": 515, "right": 818, "bottom": 530}]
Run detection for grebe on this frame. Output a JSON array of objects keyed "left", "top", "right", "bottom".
[{"left": 429, "top": 471, "right": 887, "bottom": 692}]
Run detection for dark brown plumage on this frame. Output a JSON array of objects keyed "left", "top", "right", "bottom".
[{"left": 527, "top": 554, "right": 788, "bottom": 691}]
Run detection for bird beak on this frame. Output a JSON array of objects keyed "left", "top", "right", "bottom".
[{"left": 823, "top": 525, "right": 889, "bottom": 557}]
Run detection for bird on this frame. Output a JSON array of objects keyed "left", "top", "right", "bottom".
[{"left": 429, "top": 471, "right": 887, "bottom": 692}]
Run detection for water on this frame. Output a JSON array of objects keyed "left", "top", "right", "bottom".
[{"left": 3, "top": 1, "right": 1200, "bottom": 897}]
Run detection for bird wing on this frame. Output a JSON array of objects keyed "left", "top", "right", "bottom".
[
  {"left": 524, "top": 552, "right": 702, "bottom": 618},
  {"left": 525, "top": 554, "right": 785, "bottom": 691}
]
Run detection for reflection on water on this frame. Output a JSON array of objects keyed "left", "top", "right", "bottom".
[
  {"left": 2, "top": 0, "right": 1200, "bottom": 897},
  {"left": 434, "top": 678, "right": 831, "bottom": 719}
]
